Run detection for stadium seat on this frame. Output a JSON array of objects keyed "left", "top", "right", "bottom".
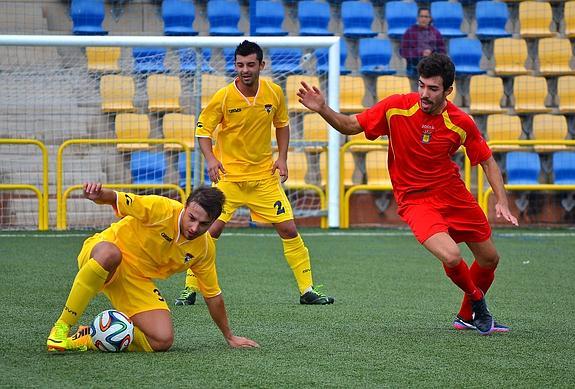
[
  {"left": 385, "top": 1, "right": 418, "bottom": 40},
  {"left": 269, "top": 48, "right": 304, "bottom": 76},
  {"left": 469, "top": 75, "right": 505, "bottom": 114},
  {"left": 492, "top": 38, "right": 531, "bottom": 77},
  {"left": 430, "top": 1, "right": 466, "bottom": 38},
  {"left": 358, "top": 38, "right": 396, "bottom": 76},
  {"left": 130, "top": 151, "right": 167, "bottom": 185},
  {"left": 100, "top": 75, "right": 136, "bottom": 113},
  {"left": 537, "top": 38, "right": 575, "bottom": 77},
  {"left": 222, "top": 47, "right": 236, "bottom": 75},
  {"left": 286, "top": 75, "right": 320, "bottom": 112},
  {"left": 201, "top": 74, "right": 228, "bottom": 108},
  {"left": 162, "top": 113, "right": 195, "bottom": 151},
  {"left": 178, "top": 152, "right": 210, "bottom": 188},
  {"left": 115, "top": 114, "right": 151, "bottom": 151},
  {"left": 147, "top": 75, "right": 182, "bottom": 112},
  {"left": 298, "top": 1, "right": 333, "bottom": 36},
  {"left": 449, "top": 38, "right": 486, "bottom": 76},
  {"left": 284, "top": 151, "right": 309, "bottom": 186},
  {"left": 207, "top": 0, "right": 243, "bottom": 36},
  {"left": 519, "top": 1, "right": 555, "bottom": 39},
  {"left": 475, "top": 1, "right": 512, "bottom": 40},
  {"left": 365, "top": 150, "right": 391, "bottom": 186},
  {"left": 303, "top": 113, "right": 329, "bottom": 153},
  {"left": 505, "top": 151, "right": 541, "bottom": 184},
  {"left": 565, "top": 1, "right": 575, "bottom": 38},
  {"left": 178, "top": 48, "right": 214, "bottom": 74},
  {"left": 315, "top": 40, "right": 351, "bottom": 75},
  {"left": 86, "top": 47, "right": 121, "bottom": 72},
  {"left": 254, "top": 0, "right": 288, "bottom": 36},
  {"left": 486, "top": 113, "right": 524, "bottom": 151},
  {"left": 513, "top": 75, "right": 551, "bottom": 114},
  {"left": 162, "top": 0, "right": 198, "bottom": 36},
  {"left": 376, "top": 75, "right": 411, "bottom": 100},
  {"left": 341, "top": 1, "right": 377, "bottom": 39},
  {"left": 532, "top": 114, "right": 569, "bottom": 152},
  {"left": 70, "top": 0, "right": 107, "bottom": 35},
  {"left": 553, "top": 152, "right": 575, "bottom": 184},
  {"left": 340, "top": 76, "right": 366, "bottom": 112},
  {"left": 132, "top": 48, "right": 166, "bottom": 74},
  {"left": 557, "top": 75, "right": 575, "bottom": 113}
]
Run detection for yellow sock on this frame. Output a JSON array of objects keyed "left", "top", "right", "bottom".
[
  {"left": 127, "top": 326, "right": 154, "bottom": 352},
  {"left": 57, "top": 258, "right": 108, "bottom": 326},
  {"left": 282, "top": 234, "right": 313, "bottom": 295},
  {"left": 184, "top": 268, "right": 199, "bottom": 291}
]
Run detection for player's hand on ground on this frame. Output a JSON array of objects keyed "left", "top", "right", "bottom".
[
  {"left": 272, "top": 158, "right": 288, "bottom": 183},
  {"left": 297, "top": 81, "right": 326, "bottom": 112},
  {"left": 495, "top": 203, "right": 519, "bottom": 226},
  {"left": 206, "top": 157, "right": 226, "bottom": 183},
  {"left": 83, "top": 182, "right": 104, "bottom": 202},
  {"left": 226, "top": 335, "right": 260, "bottom": 348}
]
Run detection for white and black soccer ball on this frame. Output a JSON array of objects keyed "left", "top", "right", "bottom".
[{"left": 90, "top": 309, "right": 134, "bottom": 352}]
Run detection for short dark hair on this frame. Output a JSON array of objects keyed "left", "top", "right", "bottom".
[
  {"left": 185, "top": 186, "right": 225, "bottom": 221},
  {"left": 418, "top": 7, "right": 430, "bottom": 16},
  {"left": 235, "top": 40, "right": 263, "bottom": 63},
  {"left": 417, "top": 53, "right": 455, "bottom": 91}
]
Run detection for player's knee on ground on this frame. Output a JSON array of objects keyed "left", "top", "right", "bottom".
[
  {"left": 146, "top": 331, "right": 174, "bottom": 352},
  {"left": 90, "top": 241, "right": 122, "bottom": 273}
]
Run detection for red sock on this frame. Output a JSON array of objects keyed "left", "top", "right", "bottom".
[
  {"left": 458, "top": 260, "right": 497, "bottom": 321},
  {"left": 443, "top": 260, "right": 483, "bottom": 302}
]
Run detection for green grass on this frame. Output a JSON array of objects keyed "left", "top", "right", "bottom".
[{"left": 1, "top": 229, "right": 574, "bottom": 387}]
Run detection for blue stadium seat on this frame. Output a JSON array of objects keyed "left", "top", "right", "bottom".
[
  {"left": 207, "top": 0, "right": 243, "bottom": 36},
  {"left": 162, "top": 0, "right": 198, "bottom": 36},
  {"left": 178, "top": 48, "right": 214, "bottom": 74},
  {"left": 553, "top": 152, "right": 575, "bottom": 184},
  {"left": 506, "top": 152, "right": 541, "bottom": 185},
  {"left": 430, "top": 1, "right": 466, "bottom": 38},
  {"left": 178, "top": 152, "right": 211, "bottom": 188},
  {"left": 475, "top": 1, "right": 511, "bottom": 40},
  {"left": 315, "top": 40, "right": 351, "bottom": 75},
  {"left": 132, "top": 48, "right": 166, "bottom": 74},
  {"left": 341, "top": 1, "right": 377, "bottom": 39},
  {"left": 223, "top": 47, "right": 236, "bottom": 74},
  {"left": 70, "top": 0, "right": 107, "bottom": 35},
  {"left": 269, "top": 48, "right": 304, "bottom": 76},
  {"left": 449, "top": 38, "right": 485, "bottom": 76},
  {"left": 131, "top": 151, "right": 167, "bottom": 185},
  {"left": 254, "top": 0, "right": 288, "bottom": 36},
  {"left": 359, "top": 38, "right": 396, "bottom": 76},
  {"left": 385, "top": 1, "right": 418, "bottom": 40},
  {"left": 299, "top": 1, "right": 333, "bottom": 36}
]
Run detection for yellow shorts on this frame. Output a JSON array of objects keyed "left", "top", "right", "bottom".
[
  {"left": 77, "top": 234, "right": 169, "bottom": 317},
  {"left": 215, "top": 176, "right": 294, "bottom": 224}
]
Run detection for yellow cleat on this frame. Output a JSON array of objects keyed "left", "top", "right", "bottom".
[
  {"left": 69, "top": 325, "right": 95, "bottom": 351},
  {"left": 47, "top": 321, "right": 71, "bottom": 352}
]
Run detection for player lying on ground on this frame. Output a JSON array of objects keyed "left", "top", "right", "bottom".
[
  {"left": 298, "top": 53, "right": 518, "bottom": 335},
  {"left": 47, "top": 182, "right": 259, "bottom": 352}
]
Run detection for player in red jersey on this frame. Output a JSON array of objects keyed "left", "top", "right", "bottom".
[{"left": 297, "top": 53, "right": 518, "bottom": 335}]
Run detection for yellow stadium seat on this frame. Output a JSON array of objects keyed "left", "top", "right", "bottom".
[
  {"left": 100, "top": 75, "right": 136, "bottom": 113},
  {"left": 469, "top": 75, "right": 505, "bottom": 115},
  {"left": 565, "top": 1, "right": 575, "bottom": 38},
  {"left": 493, "top": 38, "right": 531, "bottom": 77},
  {"left": 537, "top": 37, "right": 575, "bottom": 76},
  {"left": 302, "top": 113, "right": 329, "bottom": 152},
  {"left": 486, "top": 113, "right": 524, "bottom": 151},
  {"left": 340, "top": 76, "right": 366, "bottom": 113},
  {"left": 286, "top": 75, "right": 320, "bottom": 112},
  {"left": 513, "top": 75, "right": 551, "bottom": 114},
  {"left": 365, "top": 150, "right": 391, "bottom": 186},
  {"left": 162, "top": 113, "right": 196, "bottom": 151},
  {"left": 532, "top": 113, "right": 569, "bottom": 152},
  {"left": 519, "top": 1, "right": 555, "bottom": 39},
  {"left": 115, "top": 113, "right": 151, "bottom": 151},
  {"left": 342, "top": 151, "right": 357, "bottom": 187},
  {"left": 86, "top": 47, "right": 121, "bottom": 72},
  {"left": 147, "top": 75, "right": 181, "bottom": 112},
  {"left": 376, "top": 75, "right": 411, "bottom": 100},
  {"left": 285, "top": 151, "right": 308, "bottom": 186},
  {"left": 319, "top": 151, "right": 328, "bottom": 187},
  {"left": 201, "top": 74, "right": 228, "bottom": 109},
  {"left": 557, "top": 75, "right": 575, "bottom": 113}
]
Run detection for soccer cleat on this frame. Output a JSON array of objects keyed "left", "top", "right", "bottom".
[
  {"left": 299, "top": 286, "right": 335, "bottom": 305},
  {"left": 453, "top": 316, "right": 510, "bottom": 333},
  {"left": 47, "top": 321, "right": 71, "bottom": 352},
  {"left": 174, "top": 286, "right": 197, "bottom": 306},
  {"left": 69, "top": 325, "right": 96, "bottom": 351},
  {"left": 471, "top": 297, "right": 495, "bottom": 335}
]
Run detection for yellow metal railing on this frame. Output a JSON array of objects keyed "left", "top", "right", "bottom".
[
  {"left": 57, "top": 139, "right": 191, "bottom": 230},
  {"left": 0, "top": 139, "right": 49, "bottom": 230},
  {"left": 479, "top": 140, "right": 575, "bottom": 213}
]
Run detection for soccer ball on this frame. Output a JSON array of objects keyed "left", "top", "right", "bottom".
[{"left": 90, "top": 309, "right": 134, "bottom": 352}]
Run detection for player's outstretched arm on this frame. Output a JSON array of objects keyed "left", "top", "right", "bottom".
[
  {"left": 297, "top": 81, "right": 363, "bottom": 136},
  {"left": 204, "top": 294, "right": 260, "bottom": 348},
  {"left": 480, "top": 157, "right": 519, "bottom": 226},
  {"left": 83, "top": 182, "right": 117, "bottom": 206}
]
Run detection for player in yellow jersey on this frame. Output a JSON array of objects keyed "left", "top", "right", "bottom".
[
  {"left": 175, "top": 40, "right": 334, "bottom": 306},
  {"left": 46, "top": 182, "right": 259, "bottom": 352}
]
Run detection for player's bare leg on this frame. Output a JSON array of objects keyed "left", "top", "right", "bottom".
[{"left": 130, "top": 309, "right": 174, "bottom": 352}]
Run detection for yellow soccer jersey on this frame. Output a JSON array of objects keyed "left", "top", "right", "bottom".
[
  {"left": 99, "top": 191, "right": 221, "bottom": 298},
  {"left": 196, "top": 78, "right": 289, "bottom": 182}
]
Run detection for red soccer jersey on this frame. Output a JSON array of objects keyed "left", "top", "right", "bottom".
[{"left": 356, "top": 92, "right": 491, "bottom": 205}]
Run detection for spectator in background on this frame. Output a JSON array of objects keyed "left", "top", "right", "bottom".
[{"left": 400, "top": 7, "right": 446, "bottom": 89}]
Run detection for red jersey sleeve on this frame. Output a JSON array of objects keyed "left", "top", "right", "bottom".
[
  {"left": 356, "top": 97, "right": 394, "bottom": 140},
  {"left": 462, "top": 116, "right": 492, "bottom": 166}
]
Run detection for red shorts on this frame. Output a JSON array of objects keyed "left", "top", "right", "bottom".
[{"left": 397, "top": 183, "right": 491, "bottom": 244}]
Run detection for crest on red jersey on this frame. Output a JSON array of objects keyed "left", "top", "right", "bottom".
[{"left": 421, "top": 129, "right": 432, "bottom": 144}]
